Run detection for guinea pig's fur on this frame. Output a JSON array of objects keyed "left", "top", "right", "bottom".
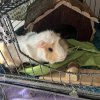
[{"left": 0, "top": 30, "right": 68, "bottom": 68}]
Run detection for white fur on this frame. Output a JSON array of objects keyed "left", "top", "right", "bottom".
[{"left": 0, "top": 30, "right": 68, "bottom": 68}]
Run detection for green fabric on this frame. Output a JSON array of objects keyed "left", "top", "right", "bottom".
[
  {"left": 67, "top": 39, "right": 100, "bottom": 67},
  {"left": 20, "top": 39, "right": 100, "bottom": 76},
  {"left": 67, "top": 39, "right": 100, "bottom": 53}
]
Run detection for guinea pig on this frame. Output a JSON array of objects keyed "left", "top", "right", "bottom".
[{"left": 0, "top": 30, "right": 68, "bottom": 68}]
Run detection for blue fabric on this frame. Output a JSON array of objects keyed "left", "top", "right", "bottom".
[
  {"left": 92, "top": 21, "right": 100, "bottom": 50},
  {"left": 0, "top": 64, "right": 8, "bottom": 74},
  {"left": 77, "top": 86, "right": 100, "bottom": 95}
]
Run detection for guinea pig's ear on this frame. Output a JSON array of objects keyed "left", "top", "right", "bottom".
[{"left": 36, "top": 40, "right": 47, "bottom": 48}]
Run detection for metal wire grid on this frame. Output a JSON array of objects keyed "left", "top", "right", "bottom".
[
  {"left": 0, "top": 0, "right": 100, "bottom": 19},
  {"left": 0, "top": 0, "right": 100, "bottom": 99},
  {"left": 0, "top": 0, "right": 34, "bottom": 20},
  {"left": 0, "top": 14, "right": 99, "bottom": 99}
]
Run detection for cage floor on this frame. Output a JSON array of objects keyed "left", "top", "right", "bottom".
[{"left": 40, "top": 68, "right": 100, "bottom": 87}]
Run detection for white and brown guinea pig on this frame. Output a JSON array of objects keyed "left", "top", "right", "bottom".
[{"left": 0, "top": 30, "right": 68, "bottom": 68}]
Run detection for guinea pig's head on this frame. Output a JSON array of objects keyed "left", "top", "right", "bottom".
[{"left": 36, "top": 31, "right": 68, "bottom": 64}]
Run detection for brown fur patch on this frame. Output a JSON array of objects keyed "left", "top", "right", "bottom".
[{"left": 45, "top": 43, "right": 57, "bottom": 63}]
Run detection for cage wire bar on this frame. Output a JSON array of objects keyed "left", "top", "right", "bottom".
[{"left": 0, "top": 0, "right": 100, "bottom": 100}]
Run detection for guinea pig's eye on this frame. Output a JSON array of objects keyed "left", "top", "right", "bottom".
[{"left": 48, "top": 48, "right": 53, "bottom": 52}]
